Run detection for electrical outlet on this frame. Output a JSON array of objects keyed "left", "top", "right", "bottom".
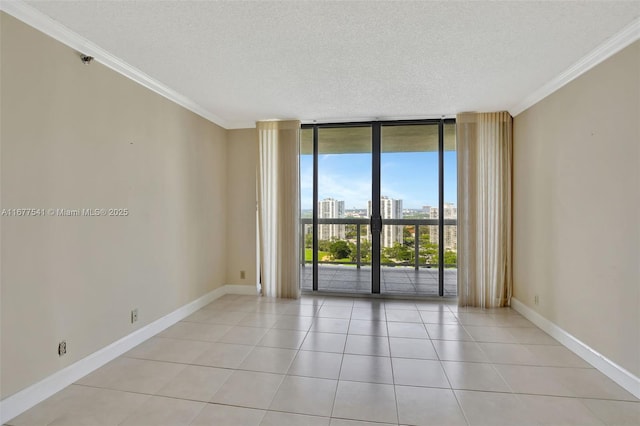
[
  {"left": 534, "top": 295, "right": 539, "bottom": 305},
  {"left": 131, "top": 309, "right": 138, "bottom": 323},
  {"left": 58, "top": 340, "right": 67, "bottom": 357},
  {"left": 240, "top": 270, "right": 245, "bottom": 279}
]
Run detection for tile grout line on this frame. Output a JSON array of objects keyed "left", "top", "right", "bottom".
[
  {"left": 385, "top": 300, "right": 401, "bottom": 425},
  {"left": 327, "top": 299, "right": 353, "bottom": 420},
  {"left": 14, "top": 294, "right": 638, "bottom": 425}
]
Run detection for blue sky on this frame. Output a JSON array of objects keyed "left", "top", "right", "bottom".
[{"left": 301, "top": 151, "right": 457, "bottom": 210}]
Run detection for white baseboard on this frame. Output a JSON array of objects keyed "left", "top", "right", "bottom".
[
  {"left": 511, "top": 297, "right": 640, "bottom": 399},
  {"left": 0, "top": 284, "right": 256, "bottom": 424}
]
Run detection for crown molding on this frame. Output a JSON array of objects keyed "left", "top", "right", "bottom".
[
  {"left": 510, "top": 17, "right": 640, "bottom": 116},
  {"left": 0, "top": 0, "right": 231, "bottom": 129},
  {"left": 3, "top": 1, "right": 638, "bottom": 128}
]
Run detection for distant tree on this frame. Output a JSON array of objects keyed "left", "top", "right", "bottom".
[
  {"left": 387, "top": 242, "right": 412, "bottom": 262},
  {"left": 348, "top": 242, "right": 358, "bottom": 262},
  {"left": 422, "top": 249, "right": 457, "bottom": 268},
  {"left": 403, "top": 226, "right": 412, "bottom": 239},
  {"left": 420, "top": 231, "right": 431, "bottom": 245},
  {"left": 361, "top": 240, "right": 372, "bottom": 263},
  {"left": 444, "top": 250, "right": 457, "bottom": 267},
  {"left": 345, "top": 224, "right": 357, "bottom": 239},
  {"left": 329, "top": 240, "right": 351, "bottom": 259},
  {"left": 318, "top": 240, "right": 331, "bottom": 252},
  {"left": 420, "top": 240, "right": 438, "bottom": 266}
]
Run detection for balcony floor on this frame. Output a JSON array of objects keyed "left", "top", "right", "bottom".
[{"left": 301, "top": 264, "right": 457, "bottom": 297}]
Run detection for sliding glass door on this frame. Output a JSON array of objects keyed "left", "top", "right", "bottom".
[
  {"left": 300, "top": 119, "right": 456, "bottom": 296},
  {"left": 379, "top": 124, "right": 440, "bottom": 295}
]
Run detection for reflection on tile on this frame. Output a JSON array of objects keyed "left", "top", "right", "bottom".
[
  {"left": 426, "top": 324, "right": 474, "bottom": 341},
  {"left": 344, "top": 334, "right": 390, "bottom": 356},
  {"left": 351, "top": 307, "right": 386, "bottom": 321},
  {"left": 419, "top": 311, "right": 459, "bottom": 324},
  {"left": 310, "top": 318, "right": 350, "bottom": 334},
  {"left": 385, "top": 309, "right": 422, "bottom": 323},
  {"left": 392, "top": 358, "right": 450, "bottom": 388},
  {"left": 257, "top": 328, "right": 307, "bottom": 349},
  {"left": 387, "top": 322, "right": 428, "bottom": 338},
  {"left": 464, "top": 325, "right": 519, "bottom": 343},
  {"left": 288, "top": 350, "right": 343, "bottom": 379},
  {"left": 389, "top": 337, "right": 438, "bottom": 359},
  {"left": 332, "top": 381, "right": 398, "bottom": 424},
  {"left": 340, "top": 354, "right": 394, "bottom": 384},
  {"left": 301, "top": 332, "right": 347, "bottom": 353},
  {"left": 347, "top": 319, "right": 388, "bottom": 336},
  {"left": 317, "top": 306, "right": 353, "bottom": 319},
  {"left": 396, "top": 385, "right": 467, "bottom": 426},
  {"left": 270, "top": 375, "right": 337, "bottom": 416},
  {"left": 272, "top": 315, "right": 315, "bottom": 330}
]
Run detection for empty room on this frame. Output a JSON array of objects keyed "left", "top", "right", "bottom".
[{"left": 1, "top": 1, "right": 639, "bottom": 425}]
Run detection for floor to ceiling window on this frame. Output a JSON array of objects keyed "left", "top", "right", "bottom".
[{"left": 300, "top": 120, "right": 456, "bottom": 297}]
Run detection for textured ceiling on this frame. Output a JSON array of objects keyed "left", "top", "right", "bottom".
[{"left": 22, "top": 1, "right": 640, "bottom": 128}]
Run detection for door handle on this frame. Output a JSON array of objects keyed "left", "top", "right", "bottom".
[{"left": 370, "top": 215, "right": 382, "bottom": 233}]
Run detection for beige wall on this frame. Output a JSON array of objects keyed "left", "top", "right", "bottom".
[
  {"left": 226, "top": 128, "right": 258, "bottom": 287},
  {"left": 513, "top": 41, "right": 639, "bottom": 377},
  {"left": 0, "top": 13, "right": 228, "bottom": 398}
]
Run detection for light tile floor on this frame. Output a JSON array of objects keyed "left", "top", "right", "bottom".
[{"left": 8, "top": 294, "right": 639, "bottom": 426}]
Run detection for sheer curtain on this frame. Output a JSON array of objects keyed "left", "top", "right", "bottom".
[
  {"left": 457, "top": 112, "right": 513, "bottom": 308},
  {"left": 257, "top": 120, "right": 301, "bottom": 299}
]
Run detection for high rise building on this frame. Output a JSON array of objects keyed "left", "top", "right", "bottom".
[
  {"left": 427, "top": 202, "right": 457, "bottom": 251},
  {"left": 368, "top": 196, "right": 403, "bottom": 248},
  {"left": 318, "top": 198, "right": 345, "bottom": 241}
]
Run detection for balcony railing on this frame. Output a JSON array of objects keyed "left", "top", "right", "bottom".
[{"left": 300, "top": 218, "right": 457, "bottom": 270}]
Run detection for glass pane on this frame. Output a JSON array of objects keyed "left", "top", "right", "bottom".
[
  {"left": 317, "top": 127, "right": 371, "bottom": 293},
  {"left": 380, "top": 124, "right": 439, "bottom": 296},
  {"left": 444, "top": 122, "right": 457, "bottom": 296},
  {"left": 300, "top": 128, "right": 313, "bottom": 291}
]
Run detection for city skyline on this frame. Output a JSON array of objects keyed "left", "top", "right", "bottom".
[{"left": 300, "top": 151, "right": 457, "bottom": 210}]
